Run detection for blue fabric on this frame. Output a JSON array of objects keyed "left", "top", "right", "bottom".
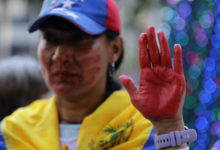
[
  {"left": 29, "top": 0, "right": 108, "bottom": 34},
  {"left": 141, "top": 127, "right": 157, "bottom": 150},
  {"left": 0, "top": 122, "right": 7, "bottom": 150}
]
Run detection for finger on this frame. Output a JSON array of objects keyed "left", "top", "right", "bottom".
[
  {"left": 139, "top": 33, "right": 151, "bottom": 69},
  {"left": 174, "top": 44, "right": 184, "bottom": 74},
  {"left": 157, "top": 31, "right": 172, "bottom": 68},
  {"left": 118, "top": 75, "right": 137, "bottom": 97},
  {"left": 146, "top": 26, "right": 160, "bottom": 66}
]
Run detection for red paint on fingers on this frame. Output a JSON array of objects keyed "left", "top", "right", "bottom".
[
  {"left": 118, "top": 75, "right": 137, "bottom": 97},
  {"left": 146, "top": 26, "right": 160, "bottom": 66},
  {"left": 139, "top": 33, "right": 151, "bottom": 68},
  {"left": 174, "top": 44, "right": 184, "bottom": 74},
  {"left": 157, "top": 31, "right": 172, "bottom": 68}
]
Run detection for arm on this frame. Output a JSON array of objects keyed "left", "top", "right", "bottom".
[{"left": 118, "top": 26, "right": 188, "bottom": 149}]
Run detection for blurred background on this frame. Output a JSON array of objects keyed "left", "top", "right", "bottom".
[{"left": 0, "top": 0, "right": 219, "bottom": 149}]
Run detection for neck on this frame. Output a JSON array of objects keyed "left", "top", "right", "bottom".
[{"left": 55, "top": 89, "right": 105, "bottom": 124}]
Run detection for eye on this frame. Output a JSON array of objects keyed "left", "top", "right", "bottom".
[
  {"left": 79, "top": 34, "right": 92, "bottom": 40},
  {"left": 43, "top": 33, "right": 59, "bottom": 45}
]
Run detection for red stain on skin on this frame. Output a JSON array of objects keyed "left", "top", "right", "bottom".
[
  {"left": 74, "top": 45, "right": 93, "bottom": 57},
  {"left": 118, "top": 26, "right": 186, "bottom": 121},
  {"left": 77, "top": 76, "right": 96, "bottom": 89},
  {"left": 39, "top": 32, "right": 105, "bottom": 95},
  {"left": 79, "top": 55, "right": 101, "bottom": 67},
  {"left": 84, "top": 67, "right": 101, "bottom": 75}
]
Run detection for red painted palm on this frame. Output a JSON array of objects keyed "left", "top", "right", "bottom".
[{"left": 119, "top": 26, "right": 185, "bottom": 122}]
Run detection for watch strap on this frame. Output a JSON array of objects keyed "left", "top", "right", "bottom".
[{"left": 154, "top": 129, "right": 197, "bottom": 149}]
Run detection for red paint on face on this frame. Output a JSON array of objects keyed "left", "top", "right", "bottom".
[
  {"left": 38, "top": 28, "right": 109, "bottom": 97},
  {"left": 79, "top": 55, "right": 101, "bottom": 67},
  {"left": 74, "top": 45, "right": 93, "bottom": 57}
]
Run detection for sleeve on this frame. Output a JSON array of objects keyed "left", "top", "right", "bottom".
[
  {"left": 0, "top": 122, "right": 7, "bottom": 150},
  {"left": 141, "top": 127, "right": 157, "bottom": 150}
]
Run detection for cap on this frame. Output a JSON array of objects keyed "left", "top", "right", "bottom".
[{"left": 28, "top": 0, "right": 121, "bottom": 35}]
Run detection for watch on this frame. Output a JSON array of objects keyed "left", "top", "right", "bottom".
[{"left": 154, "top": 129, "right": 197, "bottom": 149}]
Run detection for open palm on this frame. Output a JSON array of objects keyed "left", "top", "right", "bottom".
[{"left": 118, "top": 26, "right": 185, "bottom": 122}]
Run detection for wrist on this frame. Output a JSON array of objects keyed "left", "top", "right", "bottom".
[{"left": 153, "top": 117, "right": 185, "bottom": 135}]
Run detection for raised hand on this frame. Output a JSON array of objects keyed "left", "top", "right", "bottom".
[{"left": 118, "top": 26, "right": 186, "bottom": 123}]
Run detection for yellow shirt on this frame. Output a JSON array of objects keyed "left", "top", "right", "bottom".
[{"left": 0, "top": 90, "right": 155, "bottom": 150}]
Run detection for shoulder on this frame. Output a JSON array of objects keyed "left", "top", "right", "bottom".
[
  {"left": 2, "top": 97, "right": 55, "bottom": 126},
  {"left": 13, "top": 97, "right": 53, "bottom": 116}
]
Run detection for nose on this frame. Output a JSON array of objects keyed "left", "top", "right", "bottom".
[{"left": 52, "top": 46, "right": 73, "bottom": 64}]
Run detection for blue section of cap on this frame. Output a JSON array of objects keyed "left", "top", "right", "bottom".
[
  {"left": 0, "top": 122, "right": 7, "bottom": 150},
  {"left": 29, "top": 0, "right": 108, "bottom": 35}
]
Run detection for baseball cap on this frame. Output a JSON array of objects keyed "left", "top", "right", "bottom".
[{"left": 28, "top": 0, "right": 121, "bottom": 35}]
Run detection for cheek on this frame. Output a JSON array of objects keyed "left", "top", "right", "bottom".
[
  {"left": 38, "top": 43, "right": 51, "bottom": 74},
  {"left": 79, "top": 43, "right": 108, "bottom": 73}
]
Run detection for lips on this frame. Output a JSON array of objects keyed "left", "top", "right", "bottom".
[{"left": 51, "top": 71, "right": 81, "bottom": 81}]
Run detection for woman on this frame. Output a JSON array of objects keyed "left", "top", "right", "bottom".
[{"left": 0, "top": 0, "right": 196, "bottom": 149}]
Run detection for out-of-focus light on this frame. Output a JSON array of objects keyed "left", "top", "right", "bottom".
[
  {"left": 203, "top": 78, "right": 216, "bottom": 93},
  {"left": 204, "top": 110, "right": 215, "bottom": 123},
  {"left": 215, "top": 76, "right": 220, "bottom": 88},
  {"left": 194, "top": 144, "right": 206, "bottom": 150},
  {"left": 204, "top": 57, "right": 215, "bottom": 71},
  {"left": 160, "top": 7, "right": 176, "bottom": 22},
  {"left": 173, "top": 16, "right": 186, "bottom": 31},
  {"left": 184, "top": 96, "right": 197, "bottom": 109},
  {"left": 213, "top": 108, "right": 220, "bottom": 121},
  {"left": 214, "top": 21, "right": 220, "bottom": 34},
  {"left": 199, "top": 11, "right": 214, "bottom": 29},
  {"left": 185, "top": 51, "right": 199, "bottom": 65},
  {"left": 159, "top": 22, "right": 171, "bottom": 37},
  {"left": 195, "top": 116, "right": 209, "bottom": 132},
  {"left": 166, "top": 0, "right": 180, "bottom": 6},
  {"left": 210, "top": 121, "right": 220, "bottom": 136},
  {"left": 210, "top": 48, "right": 220, "bottom": 61},
  {"left": 194, "top": 104, "right": 206, "bottom": 116},
  {"left": 211, "top": 140, "right": 220, "bottom": 150},
  {"left": 175, "top": 31, "right": 189, "bottom": 46},
  {"left": 211, "top": 35, "right": 220, "bottom": 49},
  {"left": 197, "top": 133, "right": 210, "bottom": 145},
  {"left": 188, "top": 65, "right": 201, "bottom": 78},
  {"left": 204, "top": 70, "right": 217, "bottom": 79},
  {"left": 199, "top": 90, "right": 212, "bottom": 104},
  {"left": 177, "top": 2, "right": 192, "bottom": 19},
  {"left": 189, "top": 78, "right": 199, "bottom": 89},
  {"left": 194, "top": 27, "right": 207, "bottom": 43},
  {"left": 216, "top": 62, "right": 220, "bottom": 74}
]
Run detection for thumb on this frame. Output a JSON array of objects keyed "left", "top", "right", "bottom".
[{"left": 118, "top": 75, "right": 137, "bottom": 97}]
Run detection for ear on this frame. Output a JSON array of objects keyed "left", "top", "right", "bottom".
[{"left": 108, "top": 36, "right": 123, "bottom": 64}]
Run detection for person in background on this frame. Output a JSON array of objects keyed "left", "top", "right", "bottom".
[
  {"left": 0, "top": 0, "right": 197, "bottom": 149},
  {"left": 0, "top": 55, "right": 49, "bottom": 121}
]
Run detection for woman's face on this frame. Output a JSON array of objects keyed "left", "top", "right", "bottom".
[{"left": 38, "top": 28, "right": 111, "bottom": 99}]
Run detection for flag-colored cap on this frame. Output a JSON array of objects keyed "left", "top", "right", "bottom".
[{"left": 28, "top": 0, "right": 121, "bottom": 35}]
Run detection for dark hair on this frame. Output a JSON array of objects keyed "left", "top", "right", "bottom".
[{"left": 0, "top": 56, "right": 49, "bottom": 121}]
